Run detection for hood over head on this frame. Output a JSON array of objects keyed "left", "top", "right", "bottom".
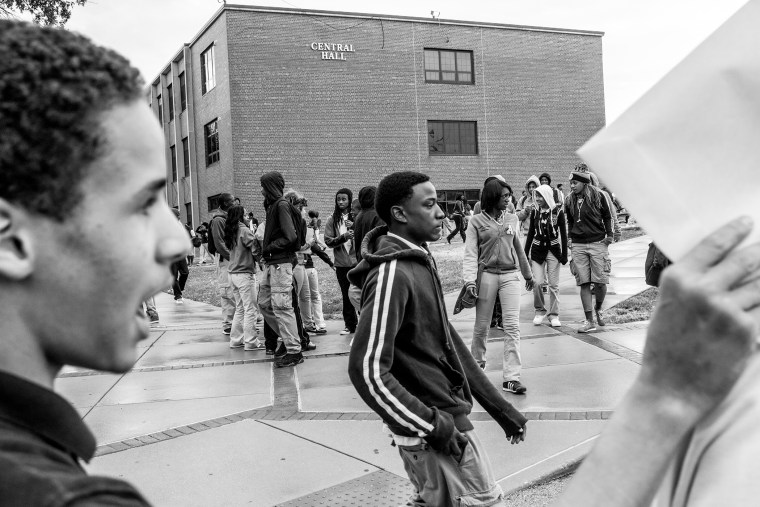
[
  {"left": 347, "top": 225, "right": 429, "bottom": 287},
  {"left": 525, "top": 175, "right": 540, "bottom": 189},
  {"left": 358, "top": 186, "right": 377, "bottom": 210},
  {"left": 260, "top": 172, "right": 285, "bottom": 204},
  {"left": 535, "top": 184, "right": 557, "bottom": 209}
]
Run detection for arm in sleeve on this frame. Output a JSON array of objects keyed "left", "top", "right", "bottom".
[
  {"left": 462, "top": 220, "right": 479, "bottom": 284},
  {"left": 210, "top": 217, "right": 231, "bottom": 261},
  {"left": 312, "top": 244, "right": 335, "bottom": 268},
  {"left": 559, "top": 210, "right": 569, "bottom": 262},
  {"left": 512, "top": 232, "right": 533, "bottom": 280},
  {"left": 241, "top": 227, "right": 256, "bottom": 250},
  {"left": 264, "top": 202, "right": 297, "bottom": 254},
  {"left": 449, "top": 326, "right": 526, "bottom": 436},
  {"left": 600, "top": 192, "right": 613, "bottom": 238},
  {"left": 324, "top": 216, "right": 348, "bottom": 248},
  {"left": 524, "top": 211, "right": 536, "bottom": 258},
  {"left": 348, "top": 264, "right": 439, "bottom": 439}
]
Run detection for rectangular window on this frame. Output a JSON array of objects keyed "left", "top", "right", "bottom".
[
  {"left": 207, "top": 193, "right": 221, "bottom": 212},
  {"left": 204, "top": 119, "right": 220, "bottom": 166},
  {"left": 179, "top": 72, "right": 187, "bottom": 112},
  {"left": 424, "top": 49, "right": 473, "bottom": 84},
  {"left": 437, "top": 189, "right": 480, "bottom": 215},
  {"left": 182, "top": 137, "right": 190, "bottom": 177},
  {"left": 185, "top": 203, "right": 192, "bottom": 227},
  {"left": 201, "top": 44, "right": 216, "bottom": 94},
  {"left": 166, "top": 83, "right": 174, "bottom": 122},
  {"left": 157, "top": 94, "right": 163, "bottom": 123},
  {"left": 170, "top": 145, "right": 177, "bottom": 182},
  {"left": 428, "top": 121, "right": 478, "bottom": 155}
]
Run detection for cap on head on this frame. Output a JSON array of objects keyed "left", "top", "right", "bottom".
[{"left": 569, "top": 172, "right": 591, "bottom": 184}]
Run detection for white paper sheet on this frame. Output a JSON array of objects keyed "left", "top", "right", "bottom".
[{"left": 577, "top": 0, "right": 760, "bottom": 261}]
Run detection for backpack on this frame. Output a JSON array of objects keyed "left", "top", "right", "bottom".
[{"left": 645, "top": 242, "right": 672, "bottom": 287}]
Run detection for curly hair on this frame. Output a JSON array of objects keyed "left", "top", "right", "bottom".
[
  {"left": 0, "top": 20, "right": 144, "bottom": 220},
  {"left": 375, "top": 171, "right": 430, "bottom": 225}
]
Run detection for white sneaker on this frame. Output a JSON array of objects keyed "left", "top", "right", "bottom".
[
  {"left": 339, "top": 328, "right": 351, "bottom": 335},
  {"left": 532, "top": 314, "right": 545, "bottom": 325},
  {"left": 174, "top": 298, "right": 184, "bottom": 304},
  {"left": 550, "top": 316, "right": 562, "bottom": 327}
]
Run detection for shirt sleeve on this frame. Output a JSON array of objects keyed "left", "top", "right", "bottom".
[
  {"left": 462, "top": 219, "right": 479, "bottom": 284},
  {"left": 324, "top": 216, "right": 348, "bottom": 248}
]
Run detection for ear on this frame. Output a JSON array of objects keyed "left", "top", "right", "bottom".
[
  {"left": 390, "top": 205, "right": 408, "bottom": 225},
  {"left": 0, "top": 198, "right": 36, "bottom": 281}
]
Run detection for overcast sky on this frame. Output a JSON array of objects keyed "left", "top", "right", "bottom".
[{"left": 59, "top": 0, "right": 747, "bottom": 122}]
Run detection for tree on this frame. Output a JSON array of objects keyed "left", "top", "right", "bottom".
[{"left": 0, "top": 0, "right": 88, "bottom": 26}]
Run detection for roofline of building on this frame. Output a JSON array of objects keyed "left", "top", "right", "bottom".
[{"left": 151, "top": 3, "right": 604, "bottom": 84}]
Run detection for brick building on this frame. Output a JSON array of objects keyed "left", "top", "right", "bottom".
[{"left": 149, "top": 4, "right": 605, "bottom": 227}]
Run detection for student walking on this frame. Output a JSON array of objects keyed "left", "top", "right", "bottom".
[
  {"left": 170, "top": 208, "right": 190, "bottom": 304},
  {"left": 195, "top": 222, "right": 212, "bottom": 264},
  {"left": 463, "top": 178, "right": 534, "bottom": 394},
  {"left": 446, "top": 194, "right": 467, "bottom": 243},
  {"left": 565, "top": 165, "right": 614, "bottom": 333},
  {"left": 516, "top": 175, "right": 540, "bottom": 237},
  {"left": 324, "top": 187, "right": 358, "bottom": 335},
  {"left": 348, "top": 171, "right": 526, "bottom": 507},
  {"left": 524, "top": 184, "right": 568, "bottom": 327},
  {"left": 224, "top": 205, "right": 263, "bottom": 350}
]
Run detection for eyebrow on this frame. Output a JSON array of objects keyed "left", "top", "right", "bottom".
[{"left": 133, "top": 178, "right": 167, "bottom": 201}]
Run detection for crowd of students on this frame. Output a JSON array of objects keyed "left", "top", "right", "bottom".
[{"left": 4, "top": 19, "right": 760, "bottom": 507}]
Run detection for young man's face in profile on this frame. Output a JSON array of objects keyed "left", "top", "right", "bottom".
[
  {"left": 27, "top": 102, "right": 188, "bottom": 373},
  {"left": 399, "top": 181, "right": 445, "bottom": 244}
]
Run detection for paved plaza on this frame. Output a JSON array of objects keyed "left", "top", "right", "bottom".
[{"left": 55, "top": 235, "right": 652, "bottom": 506}]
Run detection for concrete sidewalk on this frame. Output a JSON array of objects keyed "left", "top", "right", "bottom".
[{"left": 55, "top": 235, "right": 652, "bottom": 506}]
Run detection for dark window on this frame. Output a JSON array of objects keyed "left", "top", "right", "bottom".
[
  {"left": 201, "top": 44, "right": 216, "bottom": 94},
  {"left": 437, "top": 189, "right": 480, "bottom": 215},
  {"left": 170, "top": 145, "right": 177, "bottom": 182},
  {"left": 428, "top": 121, "right": 478, "bottom": 155},
  {"left": 167, "top": 83, "right": 174, "bottom": 122},
  {"left": 182, "top": 137, "right": 190, "bottom": 177},
  {"left": 424, "top": 49, "right": 473, "bottom": 84},
  {"left": 179, "top": 72, "right": 187, "bottom": 112},
  {"left": 207, "top": 193, "right": 222, "bottom": 212},
  {"left": 204, "top": 119, "right": 220, "bottom": 166},
  {"left": 185, "top": 202, "right": 192, "bottom": 227},
  {"left": 157, "top": 94, "right": 163, "bottom": 123}
]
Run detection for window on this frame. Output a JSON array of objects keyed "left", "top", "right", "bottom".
[
  {"left": 424, "top": 49, "right": 473, "bottom": 84},
  {"left": 201, "top": 44, "right": 216, "bottom": 94},
  {"left": 182, "top": 137, "right": 190, "bottom": 177},
  {"left": 179, "top": 72, "right": 187, "bottom": 112},
  {"left": 428, "top": 121, "right": 478, "bottom": 155},
  {"left": 170, "top": 145, "right": 177, "bottom": 182},
  {"left": 437, "top": 189, "right": 480, "bottom": 215},
  {"left": 167, "top": 83, "right": 174, "bottom": 122},
  {"left": 207, "top": 193, "right": 222, "bottom": 212},
  {"left": 204, "top": 119, "right": 220, "bottom": 166},
  {"left": 157, "top": 94, "right": 163, "bottom": 123},
  {"left": 185, "top": 203, "right": 192, "bottom": 227}
]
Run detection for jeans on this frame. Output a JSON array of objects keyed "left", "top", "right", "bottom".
[
  {"left": 293, "top": 264, "right": 313, "bottom": 328},
  {"left": 171, "top": 258, "right": 189, "bottom": 299},
  {"left": 335, "top": 266, "right": 358, "bottom": 331},
  {"left": 258, "top": 263, "right": 301, "bottom": 354},
  {"left": 532, "top": 255, "right": 560, "bottom": 317},
  {"left": 216, "top": 255, "right": 235, "bottom": 329},
  {"left": 447, "top": 215, "right": 466, "bottom": 242},
  {"left": 306, "top": 267, "right": 326, "bottom": 329},
  {"left": 229, "top": 272, "right": 261, "bottom": 347},
  {"left": 471, "top": 271, "right": 522, "bottom": 381}
]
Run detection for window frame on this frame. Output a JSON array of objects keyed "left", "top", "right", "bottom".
[
  {"left": 427, "top": 120, "right": 479, "bottom": 156},
  {"left": 182, "top": 137, "right": 190, "bottom": 177},
  {"left": 207, "top": 193, "right": 222, "bottom": 212},
  {"left": 424, "top": 49, "right": 474, "bottom": 85},
  {"left": 156, "top": 93, "right": 163, "bottom": 124},
  {"left": 166, "top": 83, "right": 174, "bottom": 122},
  {"left": 170, "top": 145, "right": 177, "bottom": 182},
  {"left": 201, "top": 44, "right": 216, "bottom": 95},
  {"left": 179, "top": 72, "right": 187, "bottom": 112},
  {"left": 204, "top": 119, "right": 220, "bottom": 166}
]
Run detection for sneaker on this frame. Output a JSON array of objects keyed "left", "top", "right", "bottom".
[
  {"left": 532, "top": 314, "right": 545, "bottom": 325},
  {"left": 265, "top": 348, "right": 275, "bottom": 356},
  {"left": 595, "top": 308, "right": 606, "bottom": 327},
  {"left": 174, "top": 298, "right": 184, "bottom": 304},
  {"left": 549, "top": 316, "right": 562, "bottom": 328},
  {"left": 244, "top": 341, "right": 265, "bottom": 351},
  {"left": 315, "top": 328, "right": 327, "bottom": 335},
  {"left": 578, "top": 320, "right": 597, "bottom": 333},
  {"left": 302, "top": 341, "right": 317, "bottom": 351},
  {"left": 502, "top": 380, "right": 527, "bottom": 394},
  {"left": 222, "top": 327, "right": 232, "bottom": 335},
  {"left": 274, "top": 343, "right": 287, "bottom": 358},
  {"left": 304, "top": 324, "right": 319, "bottom": 333},
  {"left": 275, "top": 352, "right": 304, "bottom": 368},
  {"left": 229, "top": 342, "right": 244, "bottom": 349},
  {"left": 339, "top": 328, "right": 351, "bottom": 335},
  {"left": 147, "top": 311, "right": 160, "bottom": 323}
]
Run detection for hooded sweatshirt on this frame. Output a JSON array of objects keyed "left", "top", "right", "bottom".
[
  {"left": 260, "top": 171, "right": 298, "bottom": 265},
  {"left": 353, "top": 187, "right": 384, "bottom": 262},
  {"left": 347, "top": 226, "right": 526, "bottom": 443},
  {"left": 516, "top": 175, "right": 541, "bottom": 235},
  {"left": 524, "top": 184, "right": 568, "bottom": 264}
]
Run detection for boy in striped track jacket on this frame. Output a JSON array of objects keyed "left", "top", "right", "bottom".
[{"left": 347, "top": 172, "right": 526, "bottom": 506}]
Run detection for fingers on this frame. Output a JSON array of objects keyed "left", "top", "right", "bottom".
[
  {"left": 701, "top": 243, "right": 760, "bottom": 292},
  {"left": 727, "top": 272, "right": 760, "bottom": 311},
  {"left": 678, "top": 216, "right": 753, "bottom": 271}
]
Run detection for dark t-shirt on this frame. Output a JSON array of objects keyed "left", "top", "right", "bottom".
[{"left": 0, "top": 371, "right": 150, "bottom": 506}]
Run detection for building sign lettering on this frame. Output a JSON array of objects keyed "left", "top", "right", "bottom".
[{"left": 310, "top": 42, "right": 355, "bottom": 60}]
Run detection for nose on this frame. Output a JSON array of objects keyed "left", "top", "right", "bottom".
[{"left": 157, "top": 205, "right": 192, "bottom": 265}]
